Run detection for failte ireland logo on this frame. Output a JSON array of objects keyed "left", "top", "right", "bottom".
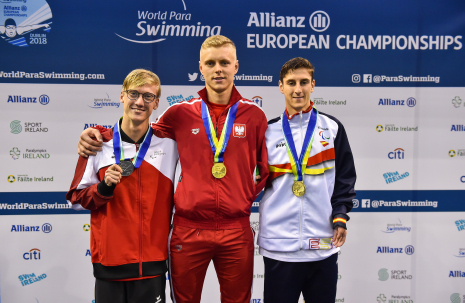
[{"left": 0, "top": 0, "right": 52, "bottom": 47}]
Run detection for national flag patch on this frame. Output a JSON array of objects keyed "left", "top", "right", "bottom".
[
  {"left": 233, "top": 123, "right": 246, "bottom": 138},
  {"left": 320, "top": 141, "right": 329, "bottom": 147}
]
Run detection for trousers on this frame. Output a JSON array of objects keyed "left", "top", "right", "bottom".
[{"left": 168, "top": 225, "right": 254, "bottom": 303}]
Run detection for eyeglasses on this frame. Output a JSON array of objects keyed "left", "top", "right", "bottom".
[{"left": 124, "top": 90, "right": 157, "bottom": 103}]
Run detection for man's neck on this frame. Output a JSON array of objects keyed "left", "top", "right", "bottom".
[
  {"left": 286, "top": 102, "right": 312, "bottom": 117},
  {"left": 205, "top": 85, "right": 233, "bottom": 105},
  {"left": 120, "top": 118, "right": 148, "bottom": 142}
]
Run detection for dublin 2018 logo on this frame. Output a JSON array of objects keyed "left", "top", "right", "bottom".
[{"left": 0, "top": 0, "right": 52, "bottom": 47}]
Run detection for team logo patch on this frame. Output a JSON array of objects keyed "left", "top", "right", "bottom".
[
  {"left": 319, "top": 130, "right": 330, "bottom": 147},
  {"left": 233, "top": 123, "right": 246, "bottom": 138},
  {"left": 192, "top": 128, "right": 199, "bottom": 135}
]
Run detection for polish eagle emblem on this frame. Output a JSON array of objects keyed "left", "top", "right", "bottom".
[{"left": 233, "top": 124, "right": 246, "bottom": 138}]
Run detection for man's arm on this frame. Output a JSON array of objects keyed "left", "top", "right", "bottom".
[
  {"left": 331, "top": 120, "right": 356, "bottom": 246},
  {"left": 253, "top": 111, "right": 269, "bottom": 196},
  {"left": 78, "top": 105, "right": 178, "bottom": 157},
  {"left": 16, "top": 24, "right": 49, "bottom": 35},
  {"left": 66, "top": 156, "right": 122, "bottom": 210}
]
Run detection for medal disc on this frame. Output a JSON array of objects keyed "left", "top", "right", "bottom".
[
  {"left": 292, "top": 181, "right": 306, "bottom": 197},
  {"left": 119, "top": 160, "right": 135, "bottom": 177},
  {"left": 212, "top": 163, "right": 227, "bottom": 179}
]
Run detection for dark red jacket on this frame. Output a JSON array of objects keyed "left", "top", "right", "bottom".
[{"left": 153, "top": 87, "right": 269, "bottom": 229}]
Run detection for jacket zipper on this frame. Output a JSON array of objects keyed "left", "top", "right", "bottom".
[
  {"left": 214, "top": 107, "right": 229, "bottom": 231},
  {"left": 136, "top": 144, "right": 143, "bottom": 277},
  {"left": 299, "top": 112, "right": 304, "bottom": 250}
]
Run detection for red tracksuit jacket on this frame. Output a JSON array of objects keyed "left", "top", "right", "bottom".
[
  {"left": 66, "top": 127, "right": 178, "bottom": 279},
  {"left": 154, "top": 86, "right": 269, "bottom": 230}
]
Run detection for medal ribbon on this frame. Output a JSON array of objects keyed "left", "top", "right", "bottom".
[
  {"left": 201, "top": 101, "right": 239, "bottom": 163},
  {"left": 281, "top": 108, "right": 318, "bottom": 181},
  {"left": 113, "top": 118, "right": 152, "bottom": 168}
]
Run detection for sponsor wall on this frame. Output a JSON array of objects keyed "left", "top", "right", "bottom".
[{"left": 1, "top": 0, "right": 464, "bottom": 302}]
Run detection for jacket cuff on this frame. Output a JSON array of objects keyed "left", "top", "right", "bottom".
[
  {"left": 97, "top": 179, "right": 116, "bottom": 197},
  {"left": 333, "top": 213, "right": 350, "bottom": 230}
]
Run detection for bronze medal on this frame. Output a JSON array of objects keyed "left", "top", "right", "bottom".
[
  {"left": 292, "top": 181, "right": 306, "bottom": 197},
  {"left": 212, "top": 163, "right": 227, "bottom": 179}
]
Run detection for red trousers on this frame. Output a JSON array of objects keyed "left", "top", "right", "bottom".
[{"left": 168, "top": 225, "right": 254, "bottom": 303}]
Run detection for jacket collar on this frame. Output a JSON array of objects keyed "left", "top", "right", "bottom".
[
  {"left": 197, "top": 85, "right": 242, "bottom": 109},
  {"left": 285, "top": 101, "right": 314, "bottom": 120}
]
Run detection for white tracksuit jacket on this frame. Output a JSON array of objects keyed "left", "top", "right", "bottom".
[{"left": 258, "top": 107, "right": 356, "bottom": 257}]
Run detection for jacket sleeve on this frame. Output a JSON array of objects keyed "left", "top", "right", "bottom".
[
  {"left": 254, "top": 111, "right": 270, "bottom": 197},
  {"left": 66, "top": 155, "right": 114, "bottom": 211},
  {"left": 152, "top": 106, "right": 176, "bottom": 140},
  {"left": 331, "top": 120, "right": 356, "bottom": 221}
]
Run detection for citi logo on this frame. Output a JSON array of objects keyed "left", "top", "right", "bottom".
[
  {"left": 24, "top": 248, "right": 41, "bottom": 260},
  {"left": 276, "top": 141, "right": 286, "bottom": 148},
  {"left": 251, "top": 96, "right": 263, "bottom": 107},
  {"left": 378, "top": 97, "right": 416, "bottom": 107},
  {"left": 388, "top": 148, "right": 404, "bottom": 159}
]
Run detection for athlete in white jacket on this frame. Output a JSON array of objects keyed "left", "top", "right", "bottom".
[{"left": 258, "top": 57, "right": 356, "bottom": 303}]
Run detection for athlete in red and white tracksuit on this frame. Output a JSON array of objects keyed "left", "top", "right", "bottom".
[
  {"left": 66, "top": 124, "right": 178, "bottom": 299},
  {"left": 156, "top": 86, "right": 268, "bottom": 303}
]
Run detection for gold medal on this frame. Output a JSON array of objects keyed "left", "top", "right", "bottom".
[
  {"left": 212, "top": 163, "right": 227, "bottom": 179},
  {"left": 292, "top": 181, "right": 306, "bottom": 197}
]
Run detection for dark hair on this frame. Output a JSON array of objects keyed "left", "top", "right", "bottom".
[
  {"left": 280, "top": 57, "right": 314, "bottom": 82},
  {"left": 5, "top": 18, "right": 16, "bottom": 27}
]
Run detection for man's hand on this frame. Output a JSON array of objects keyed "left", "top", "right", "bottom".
[
  {"left": 104, "top": 164, "right": 123, "bottom": 186},
  {"left": 78, "top": 128, "right": 103, "bottom": 157},
  {"left": 333, "top": 227, "right": 347, "bottom": 248},
  {"left": 255, "top": 174, "right": 261, "bottom": 186}
]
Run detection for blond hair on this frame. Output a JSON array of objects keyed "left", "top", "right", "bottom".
[
  {"left": 200, "top": 35, "right": 236, "bottom": 58},
  {"left": 122, "top": 69, "right": 161, "bottom": 97}
]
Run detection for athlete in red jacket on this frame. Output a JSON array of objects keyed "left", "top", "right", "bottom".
[
  {"left": 78, "top": 36, "right": 269, "bottom": 303},
  {"left": 68, "top": 69, "right": 178, "bottom": 303}
]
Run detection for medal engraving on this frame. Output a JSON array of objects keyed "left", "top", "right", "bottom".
[
  {"left": 292, "top": 181, "right": 306, "bottom": 197},
  {"left": 119, "top": 160, "right": 135, "bottom": 177},
  {"left": 212, "top": 163, "right": 227, "bottom": 179}
]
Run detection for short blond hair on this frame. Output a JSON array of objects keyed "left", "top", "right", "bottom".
[
  {"left": 122, "top": 69, "right": 161, "bottom": 97},
  {"left": 200, "top": 35, "right": 236, "bottom": 58}
]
